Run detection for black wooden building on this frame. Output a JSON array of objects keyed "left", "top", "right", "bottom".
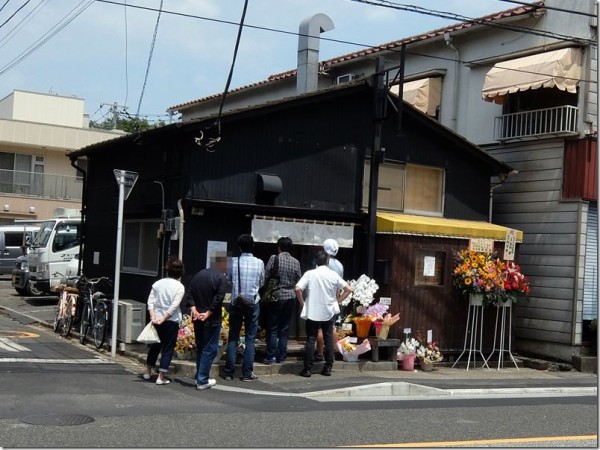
[{"left": 70, "top": 81, "right": 516, "bottom": 347}]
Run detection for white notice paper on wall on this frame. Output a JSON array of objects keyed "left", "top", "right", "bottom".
[{"left": 423, "top": 256, "right": 436, "bottom": 276}]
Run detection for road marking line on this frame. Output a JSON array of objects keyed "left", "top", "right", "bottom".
[
  {"left": 0, "top": 338, "right": 30, "bottom": 352},
  {"left": 347, "top": 434, "right": 598, "bottom": 447},
  {"left": 0, "top": 358, "right": 110, "bottom": 364}
]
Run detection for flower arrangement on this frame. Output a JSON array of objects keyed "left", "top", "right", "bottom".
[
  {"left": 341, "top": 274, "right": 379, "bottom": 311},
  {"left": 373, "top": 313, "right": 400, "bottom": 340},
  {"left": 175, "top": 314, "right": 196, "bottom": 355},
  {"left": 397, "top": 336, "right": 420, "bottom": 360},
  {"left": 336, "top": 336, "right": 371, "bottom": 362},
  {"left": 499, "top": 261, "right": 530, "bottom": 302},
  {"left": 362, "top": 303, "right": 389, "bottom": 321},
  {"left": 453, "top": 249, "right": 530, "bottom": 305},
  {"left": 416, "top": 341, "right": 443, "bottom": 364}
]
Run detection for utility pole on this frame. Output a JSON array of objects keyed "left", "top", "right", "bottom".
[{"left": 367, "top": 56, "right": 387, "bottom": 277}]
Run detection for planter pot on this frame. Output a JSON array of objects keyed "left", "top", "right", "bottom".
[
  {"left": 354, "top": 319, "right": 372, "bottom": 339},
  {"left": 376, "top": 325, "right": 390, "bottom": 340},
  {"left": 469, "top": 293, "right": 484, "bottom": 306},
  {"left": 400, "top": 353, "right": 415, "bottom": 371},
  {"left": 420, "top": 359, "right": 434, "bottom": 371},
  {"left": 498, "top": 297, "right": 514, "bottom": 307}
]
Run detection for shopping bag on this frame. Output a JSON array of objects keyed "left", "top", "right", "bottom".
[{"left": 136, "top": 322, "right": 160, "bottom": 344}]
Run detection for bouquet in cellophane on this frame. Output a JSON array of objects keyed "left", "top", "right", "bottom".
[{"left": 336, "top": 336, "right": 371, "bottom": 362}]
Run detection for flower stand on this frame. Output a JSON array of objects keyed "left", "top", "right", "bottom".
[
  {"left": 451, "top": 293, "right": 490, "bottom": 371},
  {"left": 485, "top": 298, "right": 519, "bottom": 370},
  {"left": 400, "top": 353, "right": 415, "bottom": 371}
]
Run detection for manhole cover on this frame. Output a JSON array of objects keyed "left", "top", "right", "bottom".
[
  {"left": 20, "top": 414, "right": 95, "bottom": 426},
  {"left": 0, "top": 331, "right": 38, "bottom": 339}
]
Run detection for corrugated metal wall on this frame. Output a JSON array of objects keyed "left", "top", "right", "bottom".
[{"left": 583, "top": 203, "right": 597, "bottom": 321}]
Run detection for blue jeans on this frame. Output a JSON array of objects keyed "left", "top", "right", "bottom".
[
  {"left": 146, "top": 320, "right": 178, "bottom": 373},
  {"left": 265, "top": 298, "right": 295, "bottom": 362},
  {"left": 303, "top": 317, "right": 335, "bottom": 371},
  {"left": 193, "top": 320, "right": 221, "bottom": 386},
  {"left": 225, "top": 302, "right": 260, "bottom": 378}
]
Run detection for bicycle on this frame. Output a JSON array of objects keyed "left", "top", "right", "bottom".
[
  {"left": 52, "top": 273, "right": 81, "bottom": 337},
  {"left": 78, "top": 276, "right": 113, "bottom": 349}
]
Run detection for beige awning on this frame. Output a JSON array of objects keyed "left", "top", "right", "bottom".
[
  {"left": 482, "top": 47, "right": 582, "bottom": 104},
  {"left": 390, "top": 77, "right": 442, "bottom": 116}
]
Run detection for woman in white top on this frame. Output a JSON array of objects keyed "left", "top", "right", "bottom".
[{"left": 143, "top": 257, "right": 185, "bottom": 385}]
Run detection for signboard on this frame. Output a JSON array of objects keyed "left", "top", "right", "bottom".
[
  {"left": 469, "top": 238, "right": 494, "bottom": 253},
  {"left": 113, "top": 169, "right": 138, "bottom": 200},
  {"left": 379, "top": 297, "right": 392, "bottom": 306},
  {"left": 503, "top": 228, "right": 517, "bottom": 261}
]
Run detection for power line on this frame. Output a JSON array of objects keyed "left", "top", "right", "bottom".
[
  {"left": 195, "top": 0, "right": 249, "bottom": 151},
  {"left": 0, "top": 0, "right": 48, "bottom": 50},
  {"left": 0, "top": 0, "right": 31, "bottom": 30},
  {"left": 95, "top": 0, "right": 594, "bottom": 55},
  {"left": 0, "top": 1, "right": 11, "bottom": 15},
  {"left": 349, "top": 0, "right": 594, "bottom": 46},
  {"left": 135, "top": 0, "right": 163, "bottom": 117},
  {"left": 0, "top": 0, "right": 93, "bottom": 76},
  {"left": 497, "top": 0, "right": 596, "bottom": 18},
  {"left": 123, "top": 0, "right": 129, "bottom": 108}
]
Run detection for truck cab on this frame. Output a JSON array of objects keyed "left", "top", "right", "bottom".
[{"left": 28, "top": 213, "right": 81, "bottom": 295}]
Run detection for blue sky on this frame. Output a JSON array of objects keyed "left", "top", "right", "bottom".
[{"left": 0, "top": 0, "right": 516, "bottom": 123}]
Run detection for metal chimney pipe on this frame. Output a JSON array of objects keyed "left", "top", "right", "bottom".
[{"left": 297, "top": 13, "right": 334, "bottom": 95}]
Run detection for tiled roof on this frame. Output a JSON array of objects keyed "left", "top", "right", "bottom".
[{"left": 169, "top": 2, "right": 543, "bottom": 112}]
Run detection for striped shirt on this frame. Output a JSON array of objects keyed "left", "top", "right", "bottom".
[{"left": 232, "top": 253, "right": 265, "bottom": 304}]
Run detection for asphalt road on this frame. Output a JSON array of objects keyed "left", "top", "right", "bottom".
[{"left": 0, "top": 278, "right": 597, "bottom": 448}]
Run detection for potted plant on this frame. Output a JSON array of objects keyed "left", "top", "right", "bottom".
[
  {"left": 397, "top": 337, "right": 420, "bottom": 371},
  {"left": 416, "top": 341, "right": 443, "bottom": 371},
  {"left": 340, "top": 274, "right": 380, "bottom": 338},
  {"left": 175, "top": 314, "right": 196, "bottom": 359}
]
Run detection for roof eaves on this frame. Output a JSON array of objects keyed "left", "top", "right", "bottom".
[{"left": 168, "top": 2, "right": 543, "bottom": 113}]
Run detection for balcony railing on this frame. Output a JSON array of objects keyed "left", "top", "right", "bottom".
[
  {"left": 0, "top": 169, "right": 82, "bottom": 200},
  {"left": 494, "top": 105, "right": 579, "bottom": 141}
]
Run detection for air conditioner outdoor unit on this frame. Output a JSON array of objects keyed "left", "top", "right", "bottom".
[{"left": 117, "top": 299, "right": 146, "bottom": 344}]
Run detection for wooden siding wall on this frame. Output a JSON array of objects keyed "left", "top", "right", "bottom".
[
  {"left": 375, "top": 235, "right": 506, "bottom": 350},
  {"left": 488, "top": 139, "right": 579, "bottom": 349},
  {"left": 564, "top": 137, "right": 597, "bottom": 201}
]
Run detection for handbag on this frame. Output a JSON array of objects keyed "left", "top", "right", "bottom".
[
  {"left": 136, "top": 322, "right": 161, "bottom": 344},
  {"left": 260, "top": 254, "right": 279, "bottom": 304}
]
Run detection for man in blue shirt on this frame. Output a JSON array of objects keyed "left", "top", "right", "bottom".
[{"left": 223, "top": 234, "right": 265, "bottom": 381}]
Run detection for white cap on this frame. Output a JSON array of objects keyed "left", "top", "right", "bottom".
[{"left": 323, "top": 238, "right": 339, "bottom": 256}]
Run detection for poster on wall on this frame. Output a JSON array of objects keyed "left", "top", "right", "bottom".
[{"left": 206, "top": 240, "right": 228, "bottom": 268}]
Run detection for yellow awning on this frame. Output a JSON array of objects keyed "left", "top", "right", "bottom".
[
  {"left": 377, "top": 212, "right": 523, "bottom": 242},
  {"left": 390, "top": 77, "right": 442, "bottom": 116},
  {"left": 482, "top": 47, "right": 581, "bottom": 104}
]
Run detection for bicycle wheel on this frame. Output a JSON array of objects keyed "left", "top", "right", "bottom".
[
  {"left": 79, "top": 303, "right": 90, "bottom": 345},
  {"left": 53, "top": 293, "right": 65, "bottom": 333},
  {"left": 93, "top": 303, "right": 108, "bottom": 349},
  {"left": 60, "top": 312, "right": 73, "bottom": 337}
]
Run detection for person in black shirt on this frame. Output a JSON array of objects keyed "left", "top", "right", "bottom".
[{"left": 184, "top": 254, "right": 228, "bottom": 390}]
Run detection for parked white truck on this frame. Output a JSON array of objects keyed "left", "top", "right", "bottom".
[{"left": 26, "top": 208, "right": 82, "bottom": 295}]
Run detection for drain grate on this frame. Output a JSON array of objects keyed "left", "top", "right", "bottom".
[{"left": 20, "top": 414, "right": 95, "bottom": 426}]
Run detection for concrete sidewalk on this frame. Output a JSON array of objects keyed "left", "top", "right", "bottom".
[{"left": 0, "top": 288, "right": 597, "bottom": 396}]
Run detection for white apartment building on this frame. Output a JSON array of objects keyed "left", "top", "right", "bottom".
[{"left": 0, "top": 90, "right": 124, "bottom": 222}]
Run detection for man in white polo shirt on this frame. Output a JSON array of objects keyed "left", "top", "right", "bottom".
[{"left": 295, "top": 250, "right": 352, "bottom": 377}]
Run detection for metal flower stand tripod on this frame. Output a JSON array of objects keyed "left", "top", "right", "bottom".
[
  {"left": 485, "top": 299, "right": 519, "bottom": 370},
  {"left": 452, "top": 294, "right": 490, "bottom": 371}
]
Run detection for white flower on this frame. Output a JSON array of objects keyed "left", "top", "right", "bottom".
[
  {"left": 346, "top": 274, "right": 380, "bottom": 308},
  {"left": 398, "top": 337, "right": 420, "bottom": 356}
]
